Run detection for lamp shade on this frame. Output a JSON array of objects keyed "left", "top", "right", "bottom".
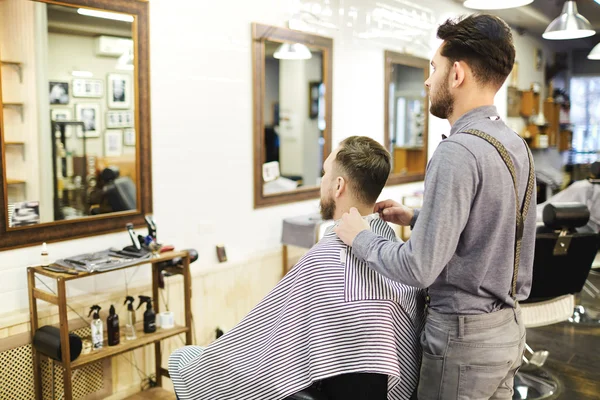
[
  {"left": 589, "top": 42, "right": 600, "bottom": 60},
  {"left": 273, "top": 43, "right": 312, "bottom": 60},
  {"left": 543, "top": 1, "right": 595, "bottom": 40},
  {"left": 463, "top": 0, "right": 533, "bottom": 10}
]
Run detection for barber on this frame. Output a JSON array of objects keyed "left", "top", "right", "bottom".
[{"left": 335, "top": 14, "right": 536, "bottom": 400}]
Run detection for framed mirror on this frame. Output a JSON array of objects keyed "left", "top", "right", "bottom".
[
  {"left": 252, "top": 23, "right": 333, "bottom": 208},
  {"left": 384, "top": 51, "right": 429, "bottom": 186},
  {"left": 0, "top": 0, "right": 151, "bottom": 250}
]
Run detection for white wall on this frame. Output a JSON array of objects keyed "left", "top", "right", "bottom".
[{"left": 0, "top": 0, "right": 550, "bottom": 319}]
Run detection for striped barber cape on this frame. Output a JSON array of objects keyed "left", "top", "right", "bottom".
[{"left": 169, "top": 215, "right": 426, "bottom": 400}]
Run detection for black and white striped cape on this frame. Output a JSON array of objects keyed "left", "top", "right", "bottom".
[{"left": 169, "top": 215, "right": 426, "bottom": 400}]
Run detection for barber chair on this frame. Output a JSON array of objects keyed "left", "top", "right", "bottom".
[
  {"left": 513, "top": 203, "right": 599, "bottom": 400},
  {"left": 93, "top": 166, "right": 136, "bottom": 214}
]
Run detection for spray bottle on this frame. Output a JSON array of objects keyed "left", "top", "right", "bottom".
[
  {"left": 88, "top": 305, "right": 103, "bottom": 349},
  {"left": 137, "top": 296, "right": 156, "bottom": 333},
  {"left": 107, "top": 305, "right": 120, "bottom": 346},
  {"left": 123, "top": 296, "right": 137, "bottom": 340}
]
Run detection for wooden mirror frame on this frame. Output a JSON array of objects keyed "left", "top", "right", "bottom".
[
  {"left": 0, "top": 0, "right": 151, "bottom": 251},
  {"left": 252, "top": 23, "right": 333, "bottom": 208},
  {"left": 384, "top": 50, "right": 429, "bottom": 186}
]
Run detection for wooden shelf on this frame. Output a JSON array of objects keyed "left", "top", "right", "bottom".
[
  {"left": 31, "top": 250, "right": 188, "bottom": 281},
  {"left": 28, "top": 250, "right": 194, "bottom": 399},
  {"left": 7, "top": 179, "right": 26, "bottom": 185},
  {"left": 3, "top": 102, "right": 24, "bottom": 122},
  {"left": 1, "top": 60, "right": 23, "bottom": 83},
  {"left": 5, "top": 141, "right": 25, "bottom": 160},
  {"left": 61, "top": 325, "right": 189, "bottom": 370}
]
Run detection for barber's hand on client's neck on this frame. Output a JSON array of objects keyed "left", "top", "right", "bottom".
[
  {"left": 335, "top": 207, "right": 371, "bottom": 247},
  {"left": 374, "top": 199, "right": 414, "bottom": 226}
]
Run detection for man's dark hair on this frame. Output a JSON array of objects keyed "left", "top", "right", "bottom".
[
  {"left": 335, "top": 136, "right": 390, "bottom": 204},
  {"left": 437, "top": 14, "right": 515, "bottom": 89}
]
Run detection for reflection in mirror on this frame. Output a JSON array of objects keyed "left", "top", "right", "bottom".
[
  {"left": 2, "top": 1, "right": 136, "bottom": 228},
  {"left": 262, "top": 40, "right": 325, "bottom": 196},
  {"left": 385, "top": 52, "right": 429, "bottom": 184},
  {"left": 389, "top": 65, "right": 426, "bottom": 175}
]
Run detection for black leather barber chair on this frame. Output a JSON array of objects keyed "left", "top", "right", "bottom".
[
  {"left": 513, "top": 203, "right": 599, "bottom": 400},
  {"left": 94, "top": 166, "right": 136, "bottom": 213}
]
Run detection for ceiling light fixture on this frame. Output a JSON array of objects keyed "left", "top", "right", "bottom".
[
  {"left": 463, "top": 0, "right": 533, "bottom": 10},
  {"left": 542, "top": 1, "right": 595, "bottom": 40},
  {"left": 71, "top": 70, "right": 93, "bottom": 78},
  {"left": 77, "top": 8, "right": 134, "bottom": 23},
  {"left": 273, "top": 43, "right": 312, "bottom": 60},
  {"left": 588, "top": 42, "right": 600, "bottom": 60}
]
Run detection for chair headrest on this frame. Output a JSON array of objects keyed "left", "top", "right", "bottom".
[
  {"left": 591, "top": 161, "right": 600, "bottom": 179},
  {"left": 101, "top": 166, "right": 120, "bottom": 183},
  {"left": 543, "top": 202, "right": 590, "bottom": 230}
]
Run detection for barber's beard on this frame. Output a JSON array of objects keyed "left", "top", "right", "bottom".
[
  {"left": 319, "top": 194, "right": 336, "bottom": 220},
  {"left": 430, "top": 74, "right": 454, "bottom": 120}
]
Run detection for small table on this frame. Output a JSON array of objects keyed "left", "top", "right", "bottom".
[{"left": 281, "top": 213, "right": 324, "bottom": 276}]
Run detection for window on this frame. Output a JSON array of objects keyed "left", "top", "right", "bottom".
[{"left": 570, "top": 76, "right": 600, "bottom": 152}]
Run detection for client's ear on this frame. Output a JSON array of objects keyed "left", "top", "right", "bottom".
[{"left": 335, "top": 176, "right": 347, "bottom": 198}]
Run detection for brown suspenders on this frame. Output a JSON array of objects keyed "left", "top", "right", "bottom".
[{"left": 462, "top": 129, "right": 535, "bottom": 300}]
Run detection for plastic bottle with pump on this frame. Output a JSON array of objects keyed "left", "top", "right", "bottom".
[
  {"left": 88, "top": 305, "right": 103, "bottom": 349},
  {"left": 40, "top": 243, "right": 50, "bottom": 267},
  {"left": 123, "top": 296, "right": 137, "bottom": 340},
  {"left": 137, "top": 296, "right": 156, "bottom": 333},
  {"left": 107, "top": 305, "right": 120, "bottom": 346}
]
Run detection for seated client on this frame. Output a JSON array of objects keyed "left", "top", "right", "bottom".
[
  {"left": 536, "top": 161, "right": 600, "bottom": 233},
  {"left": 169, "top": 136, "right": 425, "bottom": 400}
]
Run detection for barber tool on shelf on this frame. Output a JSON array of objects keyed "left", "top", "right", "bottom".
[
  {"left": 145, "top": 214, "right": 157, "bottom": 240},
  {"left": 124, "top": 296, "right": 137, "bottom": 340},
  {"left": 88, "top": 305, "right": 103, "bottom": 349},
  {"left": 137, "top": 296, "right": 156, "bottom": 333},
  {"left": 33, "top": 326, "right": 82, "bottom": 362},
  {"left": 156, "top": 249, "right": 199, "bottom": 288},
  {"left": 107, "top": 305, "right": 120, "bottom": 346}
]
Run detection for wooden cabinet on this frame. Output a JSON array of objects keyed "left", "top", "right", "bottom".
[
  {"left": 520, "top": 90, "right": 540, "bottom": 117},
  {"left": 543, "top": 99, "right": 560, "bottom": 147},
  {"left": 393, "top": 147, "right": 426, "bottom": 175}
]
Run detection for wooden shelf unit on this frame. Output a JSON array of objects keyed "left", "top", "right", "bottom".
[
  {"left": 1, "top": 60, "right": 23, "bottom": 83},
  {"left": 27, "top": 250, "right": 193, "bottom": 400}
]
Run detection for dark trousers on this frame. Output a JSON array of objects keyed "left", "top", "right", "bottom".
[{"left": 319, "top": 373, "right": 388, "bottom": 400}]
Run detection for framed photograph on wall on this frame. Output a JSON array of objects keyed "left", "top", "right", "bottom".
[
  {"left": 49, "top": 81, "right": 69, "bottom": 104},
  {"left": 534, "top": 48, "right": 542, "bottom": 71},
  {"left": 123, "top": 128, "right": 136, "bottom": 146},
  {"left": 106, "top": 110, "right": 133, "bottom": 128},
  {"left": 75, "top": 103, "right": 101, "bottom": 138},
  {"left": 105, "top": 129, "right": 123, "bottom": 156},
  {"left": 308, "top": 81, "right": 321, "bottom": 119},
  {"left": 72, "top": 78, "right": 103, "bottom": 98},
  {"left": 107, "top": 73, "right": 131, "bottom": 109},
  {"left": 51, "top": 108, "right": 72, "bottom": 122},
  {"left": 51, "top": 108, "right": 73, "bottom": 137}
]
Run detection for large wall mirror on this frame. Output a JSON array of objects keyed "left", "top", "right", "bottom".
[
  {"left": 384, "top": 51, "right": 429, "bottom": 185},
  {"left": 252, "top": 23, "right": 333, "bottom": 208},
  {"left": 0, "top": 0, "right": 151, "bottom": 250}
]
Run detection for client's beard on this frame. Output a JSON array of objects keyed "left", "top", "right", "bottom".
[{"left": 319, "top": 195, "right": 336, "bottom": 220}]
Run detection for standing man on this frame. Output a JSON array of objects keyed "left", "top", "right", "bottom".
[{"left": 335, "top": 14, "right": 536, "bottom": 400}]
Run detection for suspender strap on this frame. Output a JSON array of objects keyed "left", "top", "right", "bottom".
[{"left": 461, "top": 129, "right": 535, "bottom": 300}]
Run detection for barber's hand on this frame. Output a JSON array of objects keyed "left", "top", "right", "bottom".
[
  {"left": 374, "top": 199, "right": 414, "bottom": 226},
  {"left": 334, "top": 208, "right": 370, "bottom": 246}
]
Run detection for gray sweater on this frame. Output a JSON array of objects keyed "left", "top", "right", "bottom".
[{"left": 353, "top": 105, "right": 536, "bottom": 314}]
